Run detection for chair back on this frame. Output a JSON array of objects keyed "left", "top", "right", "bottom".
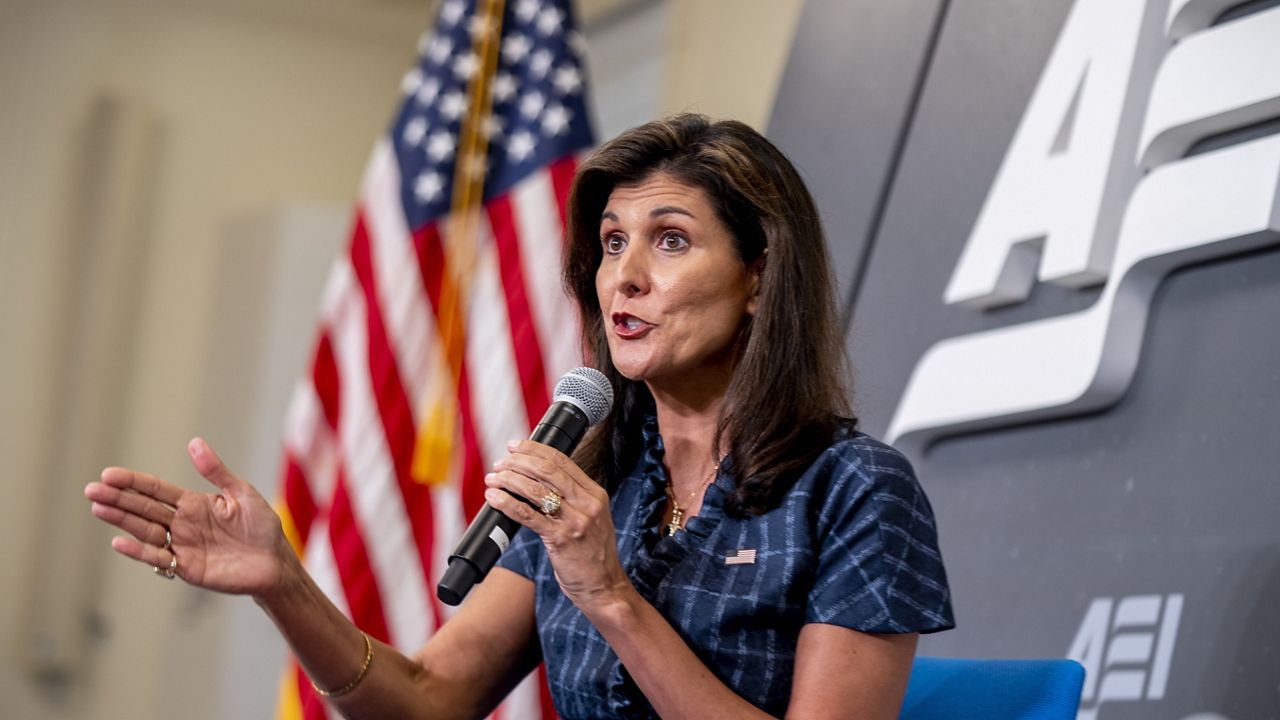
[{"left": 900, "top": 657, "right": 1085, "bottom": 720}]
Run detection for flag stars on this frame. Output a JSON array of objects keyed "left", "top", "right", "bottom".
[
  {"left": 519, "top": 90, "right": 546, "bottom": 120},
  {"left": 529, "top": 48, "right": 553, "bottom": 79},
  {"left": 460, "top": 152, "right": 489, "bottom": 180},
  {"left": 502, "top": 33, "right": 532, "bottom": 65},
  {"left": 428, "top": 37, "right": 454, "bottom": 66},
  {"left": 536, "top": 6, "right": 565, "bottom": 36},
  {"left": 552, "top": 64, "right": 582, "bottom": 96},
  {"left": 491, "top": 72, "right": 517, "bottom": 103},
  {"left": 402, "top": 116, "right": 428, "bottom": 145},
  {"left": 414, "top": 171, "right": 445, "bottom": 203},
  {"left": 416, "top": 78, "right": 441, "bottom": 106},
  {"left": 541, "top": 103, "right": 572, "bottom": 136},
  {"left": 439, "top": 90, "right": 468, "bottom": 121},
  {"left": 566, "top": 30, "right": 587, "bottom": 57},
  {"left": 514, "top": 0, "right": 541, "bottom": 23},
  {"left": 452, "top": 51, "right": 480, "bottom": 81},
  {"left": 396, "top": 0, "right": 587, "bottom": 211},
  {"left": 467, "top": 14, "right": 496, "bottom": 41},
  {"left": 507, "top": 129, "right": 537, "bottom": 162},
  {"left": 426, "top": 130, "right": 457, "bottom": 162},
  {"left": 401, "top": 67, "right": 423, "bottom": 95},
  {"left": 440, "top": 0, "right": 466, "bottom": 27},
  {"left": 482, "top": 114, "right": 505, "bottom": 140}
]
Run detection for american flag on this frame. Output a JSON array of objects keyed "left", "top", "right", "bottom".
[{"left": 274, "top": 0, "right": 593, "bottom": 717}]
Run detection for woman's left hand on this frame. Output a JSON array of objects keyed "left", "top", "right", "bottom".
[{"left": 484, "top": 440, "right": 633, "bottom": 610}]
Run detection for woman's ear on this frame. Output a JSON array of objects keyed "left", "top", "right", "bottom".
[{"left": 746, "top": 247, "right": 766, "bottom": 316}]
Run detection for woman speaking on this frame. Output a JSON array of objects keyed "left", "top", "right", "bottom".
[{"left": 85, "top": 114, "right": 954, "bottom": 719}]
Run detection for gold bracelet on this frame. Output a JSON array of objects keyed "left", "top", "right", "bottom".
[{"left": 311, "top": 632, "right": 373, "bottom": 698}]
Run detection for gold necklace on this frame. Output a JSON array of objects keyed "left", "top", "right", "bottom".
[{"left": 665, "top": 462, "right": 719, "bottom": 536}]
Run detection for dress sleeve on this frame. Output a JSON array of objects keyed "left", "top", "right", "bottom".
[
  {"left": 806, "top": 440, "right": 955, "bottom": 634},
  {"left": 495, "top": 525, "right": 543, "bottom": 580}
]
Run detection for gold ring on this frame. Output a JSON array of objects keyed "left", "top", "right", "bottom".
[
  {"left": 539, "top": 491, "right": 563, "bottom": 517},
  {"left": 154, "top": 554, "right": 177, "bottom": 580}
]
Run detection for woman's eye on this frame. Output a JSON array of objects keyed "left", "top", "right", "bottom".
[
  {"left": 658, "top": 232, "right": 688, "bottom": 250},
  {"left": 603, "top": 235, "right": 626, "bottom": 254}
]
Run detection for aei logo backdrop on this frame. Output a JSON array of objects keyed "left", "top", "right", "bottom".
[
  {"left": 770, "top": 0, "right": 1280, "bottom": 718},
  {"left": 889, "top": 0, "right": 1280, "bottom": 451}
]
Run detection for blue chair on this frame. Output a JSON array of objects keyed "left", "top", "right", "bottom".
[{"left": 899, "top": 657, "right": 1085, "bottom": 720}]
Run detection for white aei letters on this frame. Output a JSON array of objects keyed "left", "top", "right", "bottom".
[
  {"left": 945, "top": 0, "right": 1157, "bottom": 308},
  {"left": 1068, "top": 594, "right": 1185, "bottom": 720},
  {"left": 1139, "top": 5, "right": 1280, "bottom": 168},
  {"left": 889, "top": 0, "right": 1280, "bottom": 450}
]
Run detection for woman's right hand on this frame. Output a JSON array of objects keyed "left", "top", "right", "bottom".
[{"left": 84, "top": 437, "right": 293, "bottom": 598}]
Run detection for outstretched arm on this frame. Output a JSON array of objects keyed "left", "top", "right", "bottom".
[{"left": 85, "top": 438, "right": 540, "bottom": 720}]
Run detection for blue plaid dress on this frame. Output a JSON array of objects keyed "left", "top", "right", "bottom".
[{"left": 497, "top": 415, "right": 955, "bottom": 719}]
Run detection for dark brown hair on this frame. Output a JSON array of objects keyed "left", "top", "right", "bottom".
[{"left": 565, "top": 114, "right": 853, "bottom": 516}]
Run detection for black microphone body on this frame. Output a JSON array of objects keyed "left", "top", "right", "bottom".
[{"left": 437, "top": 397, "right": 593, "bottom": 606}]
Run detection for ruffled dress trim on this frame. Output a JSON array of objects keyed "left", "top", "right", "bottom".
[{"left": 604, "top": 412, "right": 732, "bottom": 717}]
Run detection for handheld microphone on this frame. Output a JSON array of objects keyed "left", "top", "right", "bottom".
[{"left": 436, "top": 367, "right": 614, "bottom": 606}]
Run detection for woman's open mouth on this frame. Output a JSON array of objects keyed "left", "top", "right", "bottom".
[{"left": 612, "top": 312, "right": 654, "bottom": 339}]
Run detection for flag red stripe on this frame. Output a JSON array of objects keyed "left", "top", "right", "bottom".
[
  {"left": 410, "top": 224, "right": 449, "bottom": 360},
  {"left": 548, "top": 156, "right": 577, "bottom": 239},
  {"left": 313, "top": 331, "right": 341, "bottom": 432},
  {"left": 282, "top": 454, "right": 317, "bottom": 549},
  {"left": 328, "top": 474, "right": 392, "bottom": 644},
  {"left": 411, "top": 224, "right": 487, "bottom": 521},
  {"left": 350, "top": 212, "right": 445, "bottom": 629},
  {"left": 454, "top": 365, "right": 488, "bottom": 519},
  {"left": 350, "top": 213, "right": 416, "bottom": 488},
  {"left": 488, "top": 194, "right": 551, "bottom": 429},
  {"left": 295, "top": 664, "right": 328, "bottom": 720}
]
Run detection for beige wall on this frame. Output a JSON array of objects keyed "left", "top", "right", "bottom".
[
  {"left": 0, "top": 0, "right": 802, "bottom": 718},
  {"left": 662, "top": 0, "right": 804, "bottom": 129},
  {"left": 0, "top": 2, "right": 427, "bottom": 718}
]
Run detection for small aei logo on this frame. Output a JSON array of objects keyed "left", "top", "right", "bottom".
[
  {"left": 888, "top": 0, "right": 1280, "bottom": 449},
  {"left": 1068, "top": 594, "right": 1181, "bottom": 719},
  {"left": 1067, "top": 593, "right": 1234, "bottom": 720}
]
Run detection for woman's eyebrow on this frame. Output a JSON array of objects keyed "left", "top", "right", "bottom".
[
  {"left": 649, "top": 205, "right": 695, "bottom": 219},
  {"left": 599, "top": 206, "right": 696, "bottom": 223}
]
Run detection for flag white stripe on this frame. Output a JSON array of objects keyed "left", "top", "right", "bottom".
[
  {"left": 511, "top": 171, "right": 581, "bottom": 384},
  {"left": 281, "top": 378, "right": 340, "bottom": 511},
  {"left": 303, "top": 518, "right": 350, "bottom": 620},
  {"left": 461, "top": 217, "right": 538, "bottom": 720},
  {"left": 362, "top": 139, "right": 451, "bottom": 646},
  {"left": 301, "top": 517, "right": 348, "bottom": 720},
  {"left": 329, "top": 260, "right": 431, "bottom": 650},
  {"left": 280, "top": 260, "right": 358, "bottom": 521},
  {"left": 430, "top": 473, "right": 466, "bottom": 623},
  {"left": 465, "top": 215, "right": 533, "bottom": 467},
  {"left": 304, "top": 526, "right": 360, "bottom": 720},
  {"left": 362, "top": 141, "right": 439, "bottom": 417},
  {"left": 318, "top": 250, "right": 357, "bottom": 323}
]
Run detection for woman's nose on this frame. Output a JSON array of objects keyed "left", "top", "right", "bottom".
[{"left": 614, "top": 246, "right": 648, "bottom": 297}]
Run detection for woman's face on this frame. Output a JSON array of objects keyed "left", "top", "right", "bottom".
[{"left": 595, "top": 172, "right": 758, "bottom": 394}]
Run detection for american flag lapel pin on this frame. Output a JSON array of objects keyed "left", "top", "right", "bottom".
[{"left": 725, "top": 549, "right": 757, "bottom": 566}]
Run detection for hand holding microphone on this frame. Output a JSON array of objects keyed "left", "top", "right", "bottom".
[{"left": 437, "top": 367, "right": 613, "bottom": 606}]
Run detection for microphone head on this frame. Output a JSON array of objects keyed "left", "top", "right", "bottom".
[{"left": 553, "top": 367, "right": 614, "bottom": 426}]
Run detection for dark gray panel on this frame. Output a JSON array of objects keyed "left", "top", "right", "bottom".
[
  {"left": 846, "top": 0, "right": 1081, "bottom": 436},
  {"left": 774, "top": 0, "right": 1280, "bottom": 717},
  {"left": 767, "top": 0, "right": 944, "bottom": 317},
  {"left": 915, "top": 250, "right": 1280, "bottom": 717}
]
